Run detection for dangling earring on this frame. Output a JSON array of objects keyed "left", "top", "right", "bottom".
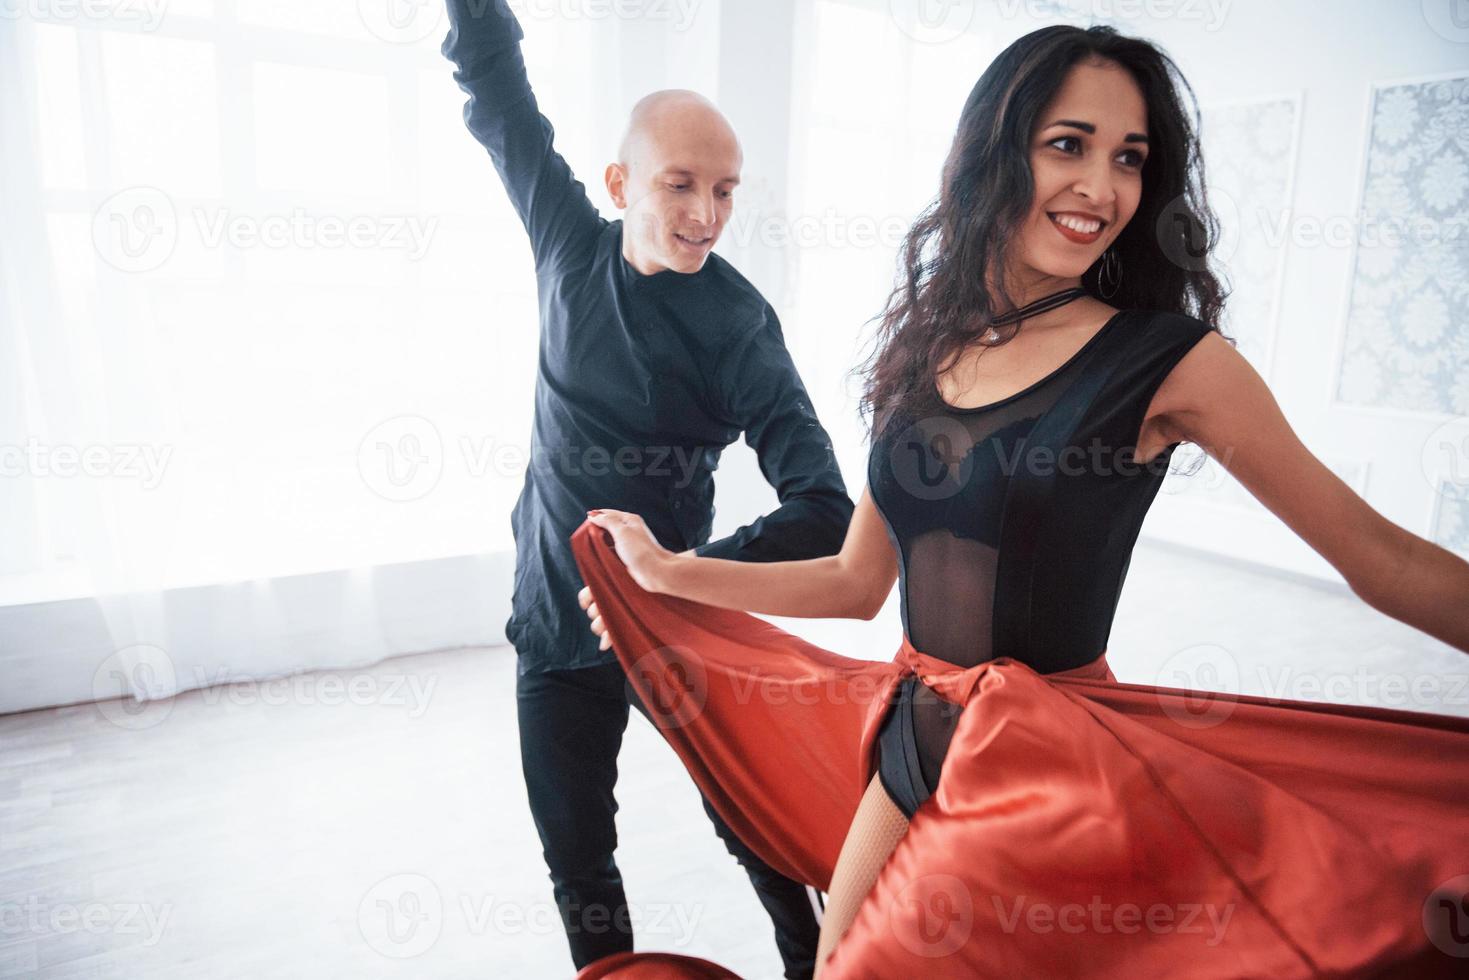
[{"left": 1098, "top": 247, "right": 1122, "bottom": 300}]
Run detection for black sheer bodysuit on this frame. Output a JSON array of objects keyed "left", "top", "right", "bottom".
[{"left": 869, "top": 309, "right": 1216, "bottom": 817}]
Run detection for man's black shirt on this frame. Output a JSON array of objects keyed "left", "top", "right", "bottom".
[{"left": 443, "top": 0, "right": 854, "bottom": 674}]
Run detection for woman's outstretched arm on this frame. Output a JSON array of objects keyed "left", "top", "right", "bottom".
[
  {"left": 1155, "top": 331, "right": 1469, "bottom": 654},
  {"left": 813, "top": 773, "right": 910, "bottom": 977},
  {"left": 579, "top": 487, "right": 899, "bottom": 626}
]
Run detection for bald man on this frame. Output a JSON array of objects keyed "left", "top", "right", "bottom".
[{"left": 441, "top": 3, "right": 852, "bottom": 976}]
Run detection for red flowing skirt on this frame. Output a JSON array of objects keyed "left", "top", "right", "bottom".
[{"left": 569, "top": 522, "right": 1469, "bottom": 978}]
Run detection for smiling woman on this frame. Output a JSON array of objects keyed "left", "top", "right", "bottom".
[{"left": 568, "top": 12, "right": 1469, "bottom": 979}]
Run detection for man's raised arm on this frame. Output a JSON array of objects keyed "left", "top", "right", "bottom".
[
  {"left": 441, "top": 0, "right": 603, "bottom": 271},
  {"left": 695, "top": 306, "right": 855, "bottom": 563}
]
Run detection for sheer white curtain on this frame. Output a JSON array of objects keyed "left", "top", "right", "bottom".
[
  {"left": 0, "top": 2, "right": 625, "bottom": 712},
  {"left": 784, "top": 0, "right": 1000, "bottom": 485}
]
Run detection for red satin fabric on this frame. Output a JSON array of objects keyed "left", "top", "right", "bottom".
[
  {"left": 573, "top": 952, "right": 740, "bottom": 979},
  {"left": 569, "top": 521, "right": 1469, "bottom": 977}
]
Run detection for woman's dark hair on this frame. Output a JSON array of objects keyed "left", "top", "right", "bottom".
[{"left": 857, "top": 24, "right": 1232, "bottom": 444}]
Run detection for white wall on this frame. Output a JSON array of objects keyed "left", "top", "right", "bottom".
[{"left": 711, "top": 0, "right": 1469, "bottom": 595}]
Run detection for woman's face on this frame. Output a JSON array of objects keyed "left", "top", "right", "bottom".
[{"left": 1011, "top": 58, "right": 1150, "bottom": 291}]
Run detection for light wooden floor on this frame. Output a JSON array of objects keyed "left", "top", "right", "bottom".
[{"left": 2, "top": 541, "right": 1464, "bottom": 979}]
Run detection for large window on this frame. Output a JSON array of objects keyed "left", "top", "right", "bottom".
[
  {"left": 783, "top": 0, "right": 998, "bottom": 474},
  {"left": 3, "top": 3, "right": 612, "bottom": 602}
]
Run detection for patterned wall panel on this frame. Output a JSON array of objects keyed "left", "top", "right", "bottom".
[
  {"left": 1336, "top": 73, "right": 1469, "bottom": 415},
  {"left": 1199, "top": 96, "right": 1301, "bottom": 376}
]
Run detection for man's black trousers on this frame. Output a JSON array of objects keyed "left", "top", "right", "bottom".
[{"left": 515, "top": 656, "right": 821, "bottom": 978}]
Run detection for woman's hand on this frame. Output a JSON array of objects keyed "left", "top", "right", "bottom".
[
  {"left": 577, "top": 509, "right": 676, "bottom": 652},
  {"left": 584, "top": 508, "right": 675, "bottom": 593}
]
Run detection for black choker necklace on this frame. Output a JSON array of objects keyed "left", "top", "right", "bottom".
[{"left": 985, "top": 286, "right": 1088, "bottom": 341}]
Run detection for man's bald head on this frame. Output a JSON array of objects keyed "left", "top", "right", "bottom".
[
  {"left": 617, "top": 89, "right": 742, "bottom": 172},
  {"left": 605, "top": 89, "right": 743, "bottom": 276}
]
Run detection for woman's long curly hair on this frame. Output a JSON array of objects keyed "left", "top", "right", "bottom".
[{"left": 857, "top": 24, "right": 1232, "bottom": 442}]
